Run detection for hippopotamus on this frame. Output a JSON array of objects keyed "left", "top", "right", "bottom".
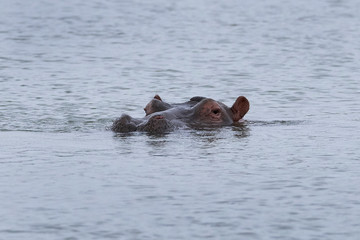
[{"left": 111, "top": 95, "right": 250, "bottom": 133}]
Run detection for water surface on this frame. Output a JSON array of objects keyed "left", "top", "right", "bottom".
[{"left": 1, "top": 0, "right": 359, "bottom": 239}]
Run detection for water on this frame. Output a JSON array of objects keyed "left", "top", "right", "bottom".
[{"left": 1, "top": 0, "right": 359, "bottom": 239}]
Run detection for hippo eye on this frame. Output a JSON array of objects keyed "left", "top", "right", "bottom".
[{"left": 212, "top": 109, "right": 220, "bottom": 115}]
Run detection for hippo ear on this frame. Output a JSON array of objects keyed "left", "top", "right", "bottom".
[
  {"left": 231, "top": 96, "right": 250, "bottom": 122},
  {"left": 154, "top": 95, "right": 162, "bottom": 101},
  {"left": 190, "top": 96, "right": 206, "bottom": 102}
]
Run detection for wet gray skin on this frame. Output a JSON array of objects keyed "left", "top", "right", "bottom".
[{"left": 111, "top": 95, "right": 250, "bottom": 133}]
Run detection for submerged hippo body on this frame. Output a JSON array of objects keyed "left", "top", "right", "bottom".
[{"left": 111, "top": 95, "right": 250, "bottom": 133}]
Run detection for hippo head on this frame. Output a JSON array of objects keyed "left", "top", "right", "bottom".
[
  {"left": 189, "top": 96, "right": 250, "bottom": 126},
  {"left": 111, "top": 95, "right": 250, "bottom": 133}
]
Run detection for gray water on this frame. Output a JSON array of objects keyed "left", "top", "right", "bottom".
[{"left": 1, "top": 0, "right": 360, "bottom": 239}]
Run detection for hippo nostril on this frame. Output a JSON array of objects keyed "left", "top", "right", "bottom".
[{"left": 154, "top": 115, "right": 164, "bottom": 119}]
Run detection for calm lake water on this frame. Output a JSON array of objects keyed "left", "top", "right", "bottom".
[{"left": 1, "top": 0, "right": 360, "bottom": 239}]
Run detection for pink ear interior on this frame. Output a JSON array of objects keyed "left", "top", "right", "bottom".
[
  {"left": 154, "top": 95, "right": 162, "bottom": 101},
  {"left": 231, "top": 96, "right": 250, "bottom": 122}
]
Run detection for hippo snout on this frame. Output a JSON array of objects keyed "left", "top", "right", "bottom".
[
  {"left": 111, "top": 114, "right": 138, "bottom": 132},
  {"left": 137, "top": 115, "right": 174, "bottom": 133}
]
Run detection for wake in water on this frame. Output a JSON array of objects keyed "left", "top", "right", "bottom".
[{"left": 244, "top": 120, "right": 306, "bottom": 126}]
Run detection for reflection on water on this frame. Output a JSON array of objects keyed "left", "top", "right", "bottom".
[
  {"left": 231, "top": 124, "right": 251, "bottom": 139},
  {"left": 112, "top": 120, "right": 294, "bottom": 141},
  {"left": 1, "top": 0, "right": 360, "bottom": 239},
  {"left": 146, "top": 137, "right": 170, "bottom": 150}
]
